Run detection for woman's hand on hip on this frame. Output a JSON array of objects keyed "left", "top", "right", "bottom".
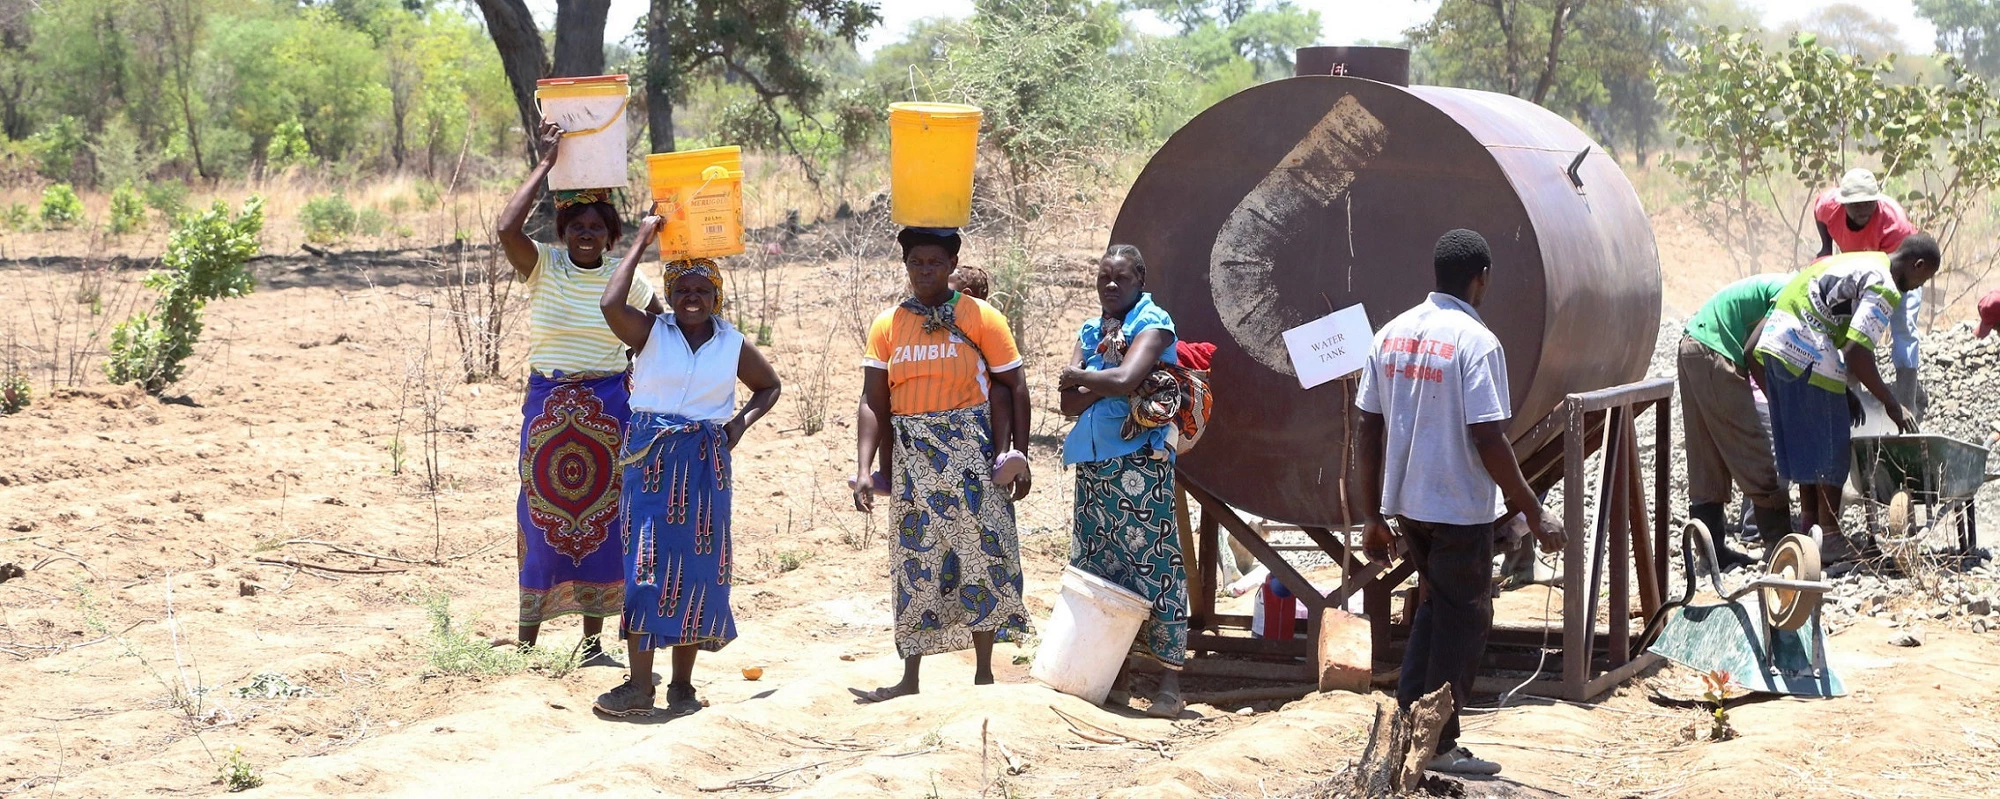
[{"left": 723, "top": 418, "right": 746, "bottom": 450}]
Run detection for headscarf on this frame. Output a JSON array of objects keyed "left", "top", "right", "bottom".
[
  {"left": 553, "top": 188, "right": 611, "bottom": 208},
  {"left": 662, "top": 258, "right": 725, "bottom": 310}
]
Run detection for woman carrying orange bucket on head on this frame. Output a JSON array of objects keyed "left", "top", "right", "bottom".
[{"left": 497, "top": 119, "right": 663, "bottom": 660}]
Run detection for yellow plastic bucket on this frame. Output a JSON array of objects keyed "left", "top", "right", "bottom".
[
  {"left": 889, "top": 102, "right": 982, "bottom": 228},
  {"left": 647, "top": 146, "right": 745, "bottom": 260},
  {"left": 534, "top": 75, "right": 631, "bottom": 191}
]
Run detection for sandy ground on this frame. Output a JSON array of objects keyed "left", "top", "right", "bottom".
[{"left": 3, "top": 210, "right": 2000, "bottom": 798}]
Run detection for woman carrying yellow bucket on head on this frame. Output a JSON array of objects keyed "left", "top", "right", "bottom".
[{"left": 496, "top": 119, "right": 665, "bottom": 662}]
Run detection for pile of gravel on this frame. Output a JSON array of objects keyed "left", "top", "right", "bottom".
[{"left": 1908, "top": 321, "right": 2000, "bottom": 448}]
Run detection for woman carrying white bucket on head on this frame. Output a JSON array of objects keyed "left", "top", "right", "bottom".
[
  {"left": 496, "top": 119, "right": 663, "bottom": 659},
  {"left": 1055, "top": 244, "right": 1189, "bottom": 718}
]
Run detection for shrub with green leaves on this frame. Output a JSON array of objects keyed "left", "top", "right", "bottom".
[
  {"left": 266, "top": 119, "right": 316, "bottom": 169},
  {"left": 106, "top": 197, "right": 265, "bottom": 394},
  {"left": 27, "top": 116, "right": 85, "bottom": 181},
  {"left": 300, "top": 195, "right": 358, "bottom": 243},
  {"left": 39, "top": 184, "right": 84, "bottom": 229},
  {"left": 422, "top": 594, "right": 579, "bottom": 677},
  {"left": 357, "top": 206, "right": 388, "bottom": 237},
  {"left": 1, "top": 371, "right": 29, "bottom": 415},
  {"left": 145, "top": 181, "right": 190, "bottom": 223},
  {"left": 109, "top": 184, "right": 148, "bottom": 235},
  {"left": 2, "top": 203, "right": 31, "bottom": 232}
]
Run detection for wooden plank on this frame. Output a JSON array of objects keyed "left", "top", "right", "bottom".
[
  {"left": 1189, "top": 658, "right": 1316, "bottom": 682},
  {"left": 1627, "top": 421, "right": 1660, "bottom": 621},
  {"left": 1191, "top": 476, "right": 1218, "bottom": 631},
  {"left": 1607, "top": 416, "right": 1634, "bottom": 667},
  {"left": 1651, "top": 397, "right": 1672, "bottom": 614},
  {"left": 1189, "top": 632, "right": 1311, "bottom": 658},
  {"left": 1569, "top": 378, "right": 1674, "bottom": 412},
  {"left": 1127, "top": 656, "right": 1314, "bottom": 682},
  {"left": 1582, "top": 652, "right": 1664, "bottom": 701},
  {"left": 1183, "top": 684, "right": 1319, "bottom": 705},
  {"left": 1580, "top": 406, "right": 1622, "bottom": 694},
  {"left": 1210, "top": 613, "right": 1254, "bottom": 629},
  {"left": 1561, "top": 396, "right": 1590, "bottom": 700},
  {"left": 1185, "top": 483, "right": 1328, "bottom": 612}
]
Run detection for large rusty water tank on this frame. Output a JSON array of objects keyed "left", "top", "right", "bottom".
[{"left": 1110, "top": 46, "right": 1661, "bottom": 528}]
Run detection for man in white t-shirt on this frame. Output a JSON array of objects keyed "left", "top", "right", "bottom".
[{"left": 1351, "top": 229, "right": 1566, "bottom": 777}]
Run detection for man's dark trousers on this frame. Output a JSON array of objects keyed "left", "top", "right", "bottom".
[{"left": 1394, "top": 517, "right": 1496, "bottom": 753}]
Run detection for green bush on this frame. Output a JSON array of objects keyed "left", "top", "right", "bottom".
[
  {"left": 3, "top": 203, "right": 31, "bottom": 232},
  {"left": 27, "top": 117, "right": 85, "bottom": 181},
  {"left": 106, "top": 197, "right": 265, "bottom": 394},
  {"left": 38, "top": 184, "right": 84, "bottom": 229},
  {"left": 300, "top": 195, "right": 357, "bottom": 243},
  {"left": 145, "top": 181, "right": 190, "bottom": 223},
  {"left": 266, "top": 119, "right": 315, "bottom": 169},
  {"left": 0, "top": 371, "right": 29, "bottom": 415},
  {"left": 414, "top": 180, "right": 441, "bottom": 210},
  {"left": 357, "top": 206, "right": 388, "bottom": 237},
  {"left": 108, "top": 184, "right": 148, "bottom": 235},
  {"left": 422, "top": 594, "right": 580, "bottom": 677}
]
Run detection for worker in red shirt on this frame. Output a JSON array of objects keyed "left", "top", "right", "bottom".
[{"left": 1814, "top": 168, "right": 1924, "bottom": 417}]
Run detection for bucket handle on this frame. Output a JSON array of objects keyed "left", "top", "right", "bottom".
[{"left": 532, "top": 95, "right": 632, "bottom": 138}]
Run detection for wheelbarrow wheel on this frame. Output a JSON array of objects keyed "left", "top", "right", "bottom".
[
  {"left": 1886, "top": 490, "right": 1913, "bottom": 542},
  {"left": 1765, "top": 534, "right": 1823, "bottom": 631}
]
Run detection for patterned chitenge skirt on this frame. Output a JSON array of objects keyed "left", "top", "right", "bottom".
[
  {"left": 889, "top": 407, "right": 1032, "bottom": 659},
  {"left": 517, "top": 371, "right": 629, "bottom": 626},
  {"left": 618, "top": 412, "right": 735, "bottom": 651},
  {"left": 1071, "top": 449, "right": 1187, "bottom": 668}
]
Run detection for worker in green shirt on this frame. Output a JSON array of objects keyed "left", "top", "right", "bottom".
[{"left": 1678, "top": 274, "right": 1794, "bottom": 569}]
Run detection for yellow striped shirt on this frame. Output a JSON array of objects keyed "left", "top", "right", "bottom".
[{"left": 524, "top": 242, "right": 656, "bottom": 375}]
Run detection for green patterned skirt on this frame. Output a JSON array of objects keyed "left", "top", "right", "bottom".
[{"left": 1071, "top": 449, "right": 1188, "bottom": 668}]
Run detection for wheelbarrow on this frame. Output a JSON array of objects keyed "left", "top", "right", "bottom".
[
  {"left": 1645, "top": 521, "right": 1842, "bottom": 697},
  {"left": 1851, "top": 434, "right": 1997, "bottom": 557}
]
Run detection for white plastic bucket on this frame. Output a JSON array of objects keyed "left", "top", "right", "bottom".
[
  {"left": 1031, "top": 567, "right": 1151, "bottom": 704},
  {"left": 536, "top": 75, "right": 631, "bottom": 191}
]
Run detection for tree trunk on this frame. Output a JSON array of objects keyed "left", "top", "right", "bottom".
[
  {"left": 645, "top": 0, "right": 680, "bottom": 153},
  {"left": 471, "top": 0, "right": 551, "bottom": 165},
  {"left": 1530, "top": 0, "right": 1583, "bottom": 105},
  {"left": 553, "top": 0, "right": 612, "bottom": 77}
]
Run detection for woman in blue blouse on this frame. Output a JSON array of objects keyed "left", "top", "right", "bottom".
[{"left": 1056, "top": 244, "right": 1188, "bottom": 717}]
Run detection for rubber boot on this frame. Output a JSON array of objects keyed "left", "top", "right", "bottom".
[
  {"left": 1752, "top": 504, "right": 1794, "bottom": 552},
  {"left": 1692, "top": 503, "right": 1755, "bottom": 571}
]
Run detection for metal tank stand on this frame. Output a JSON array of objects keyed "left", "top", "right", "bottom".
[{"left": 1175, "top": 378, "right": 1677, "bottom": 702}]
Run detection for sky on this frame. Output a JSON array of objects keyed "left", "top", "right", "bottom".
[{"left": 533, "top": 0, "right": 1941, "bottom": 59}]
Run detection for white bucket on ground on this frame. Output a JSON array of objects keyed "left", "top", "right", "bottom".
[
  {"left": 1031, "top": 566, "right": 1150, "bottom": 704},
  {"left": 535, "top": 75, "right": 631, "bottom": 191}
]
